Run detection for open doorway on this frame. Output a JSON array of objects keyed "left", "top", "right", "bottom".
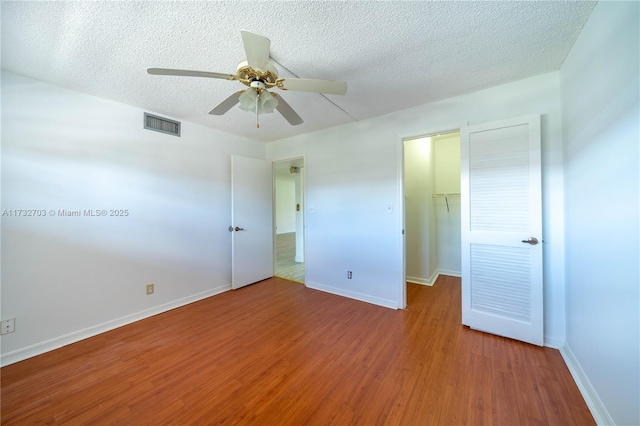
[
  {"left": 274, "top": 157, "right": 305, "bottom": 283},
  {"left": 404, "top": 131, "right": 461, "bottom": 295}
]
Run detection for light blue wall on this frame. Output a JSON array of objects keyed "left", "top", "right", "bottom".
[
  {"left": 267, "top": 71, "right": 566, "bottom": 340},
  {"left": 561, "top": 2, "right": 640, "bottom": 424},
  {"left": 1, "top": 71, "right": 266, "bottom": 365}
]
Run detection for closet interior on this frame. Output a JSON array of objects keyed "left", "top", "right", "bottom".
[{"left": 405, "top": 132, "right": 461, "bottom": 286}]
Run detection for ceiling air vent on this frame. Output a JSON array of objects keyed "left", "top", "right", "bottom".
[{"left": 144, "top": 113, "right": 181, "bottom": 137}]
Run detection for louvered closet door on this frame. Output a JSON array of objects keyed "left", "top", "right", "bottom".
[{"left": 461, "top": 115, "right": 543, "bottom": 346}]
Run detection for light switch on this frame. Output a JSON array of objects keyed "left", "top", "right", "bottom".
[
  {"left": 309, "top": 207, "right": 316, "bottom": 214},
  {"left": 387, "top": 204, "right": 393, "bottom": 214}
]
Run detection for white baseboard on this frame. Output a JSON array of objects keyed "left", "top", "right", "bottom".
[
  {"left": 560, "top": 344, "right": 615, "bottom": 426},
  {"left": 406, "top": 274, "right": 436, "bottom": 286},
  {"left": 0, "top": 283, "right": 232, "bottom": 367},
  {"left": 407, "top": 269, "right": 461, "bottom": 286},
  {"left": 306, "top": 281, "right": 400, "bottom": 309}
]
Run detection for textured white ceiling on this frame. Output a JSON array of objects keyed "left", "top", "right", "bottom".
[{"left": 1, "top": 1, "right": 596, "bottom": 142}]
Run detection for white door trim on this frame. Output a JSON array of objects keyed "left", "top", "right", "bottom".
[{"left": 398, "top": 124, "right": 465, "bottom": 309}]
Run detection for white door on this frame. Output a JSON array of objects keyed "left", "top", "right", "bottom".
[
  {"left": 231, "top": 155, "right": 273, "bottom": 289},
  {"left": 460, "top": 115, "right": 543, "bottom": 346}
]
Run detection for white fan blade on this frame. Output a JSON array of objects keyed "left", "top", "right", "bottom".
[
  {"left": 209, "top": 91, "right": 244, "bottom": 115},
  {"left": 240, "top": 30, "right": 271, "bottom": 73},
  {"left": 278, "top": 78, "right": 347, "bottom": 95},
  {"left": 147, "top": 68, "right": 235, "bottom": 80},
  {"left": 272, "top": 93, "right": 303, "bottom": 126}
]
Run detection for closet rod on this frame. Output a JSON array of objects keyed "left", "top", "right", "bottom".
[{"left": 431, "top": 193, "right": 459, "bottom": 212}]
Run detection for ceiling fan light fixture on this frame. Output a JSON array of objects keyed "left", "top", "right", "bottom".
[
  {"left": 238, "top": 88, "right": 258, "bottom": 111},
  {"left": 238, "top": 88, "right": 278, "bottom": 114},
  {"left": 258, "top": 90, "right": 278, "bottom": 114}
]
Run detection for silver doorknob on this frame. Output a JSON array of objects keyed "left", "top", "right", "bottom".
[
  {"left": 234, "top": 227, "right": 244, "bottom": 232},
  {"left": 521, "top": 237, "right": 539, "bottom": 245}
]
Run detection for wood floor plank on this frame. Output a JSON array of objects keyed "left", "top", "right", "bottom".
[
  {"left": 467, "top": 352, "right": 494, "bottom": 426},
  {"left": 1, "top": 277, "right": 594, "bottom": 425},
  {"left": 492, "top": 368, "right": 522, "bottom": 425}
]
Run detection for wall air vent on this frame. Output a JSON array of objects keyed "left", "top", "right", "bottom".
[{"left": 144, "top": 113, "right": 181, "bottom": 137}]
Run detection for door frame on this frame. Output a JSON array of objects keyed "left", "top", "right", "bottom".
[
  {"left": 272, "top": 156, "right": 306, "bottom": 284},
  {"left": 397, "top": 123, "right": 466, "bottom": 308}
]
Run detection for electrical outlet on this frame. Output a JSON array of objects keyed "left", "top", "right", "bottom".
[
  {"left": 146, "top": 283, "right": 155, "bottom": 295},
  {"left": 347, "top": 271, "right": 352, "bottom": 279},
  {"left": 2, "top": 318, "right": 15, "bottom": 335}
]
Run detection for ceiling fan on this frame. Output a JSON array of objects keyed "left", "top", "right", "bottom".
[{"left": 147, "top": 30, "right": 348, "bottom": 128}]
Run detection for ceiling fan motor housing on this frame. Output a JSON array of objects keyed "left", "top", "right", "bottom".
[{"left": 236, "top": 60, "right": 279, "bottom": 89}]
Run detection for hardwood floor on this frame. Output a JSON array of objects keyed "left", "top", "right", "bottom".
[
  {"left": 275, "top": 232, "right": 304, "bottom": 283},
  {"left": 1, "top": 276, "right": 594, "bottom": 425}
]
